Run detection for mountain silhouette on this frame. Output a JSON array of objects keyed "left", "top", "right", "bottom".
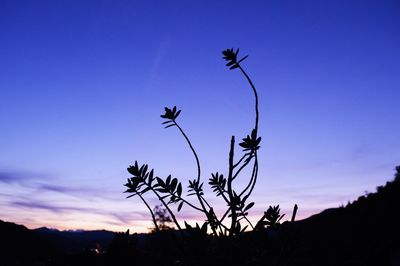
[{"left": 288, "top": 166, "right": 400, "bottom": 265}]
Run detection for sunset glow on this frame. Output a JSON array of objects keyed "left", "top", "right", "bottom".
[{"left": 1, "top": 1, "right": 399, "bottom": 233}]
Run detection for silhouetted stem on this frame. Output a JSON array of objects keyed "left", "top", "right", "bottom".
[
  {"left": 174, "top": 121, "right": 218, "bottom": 235},
  {"left": 245, "top": 156, "right": 258, "bottom": 198},
  {"left": 240, "top": 155, "right": 258, "bottom": 199},
  {"left": 138, "top": 193, "right": 159, "bottom": 232},
  {"left": 220, "top": 208, "right": 230, "bottom": 224},
  {"left": 291, "top": 204, "right": 298, "bottom": 222},
  {"left": 232, "top": 153, "right": 253, "bottom": 181},
  {"left": 234, "top": 63, "right": 260, "bottom": 216},
  {"left": 243, "top": 215, "right": 254, "bottom": 229},
  {"left": 174, "top": 121, "right": 201, "bottom": 183},
  {"left": 227, "top": 136, "right": 237, "bottom": 236},
  {"left": 238, "top": 65, "right": 259, "bottom": 134},
  {"left": 151, "top": 188, "right": 182, "bottom": 232},
  {"left": 200, "top": 195, "right": 212, "bottom": 209},
  {"left": 233, "top": 153, "right": 249, "bottom": 169},
  {"left": 172, "top": 193, "right": 203, "bottom": 212}
]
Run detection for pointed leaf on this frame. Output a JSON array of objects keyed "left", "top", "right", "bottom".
[
  {"left": 170, "top": 178, "right": 178, "bottom": 192},
  {"left": 156, "top": 177, "right": 166, "bottom": 188},
  {"left": 244, "top": 202, "right": 255, "bottom": 212},
  {"left": 177, "top": 183, "right": 182, "bottom": 197},
  {"left": 177, "top": 201, "right": 183, "bottom": 212},
  {"left": 237, "top": 55, "right": 248, "bottom": 64}
]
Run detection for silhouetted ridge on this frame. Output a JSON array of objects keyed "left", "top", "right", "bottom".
[{"left": 292, "top": 166, "right": 400, "bottom": 265}]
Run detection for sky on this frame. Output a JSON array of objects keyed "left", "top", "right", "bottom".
[{"left": 0, "top": 0, "right": 399, "bottom": 233}]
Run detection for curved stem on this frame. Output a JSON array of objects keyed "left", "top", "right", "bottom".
[
  {"left": 151, "top": 188, "right": 182, "bottom": 232},
  {"left": 240, "top": 154, "right": 258, "bottom": 199},
  {"left": 232, "top": 153, "right": 253, "bottom": 181},
  {"left": 174, "top": 121, "right": 201, "bottom": 183},
  {"left": 243, "top": 215, "right": 254, "bottom": 229},
  {"left": 173, "top": 121, "right": 218, "bottom": 235},
  {"left": 233, "top": 153, "right": 249, "bottom": 169},
  {"left": 238, "top": 65, "right": 259, "bottom": 134},
  {"left": 138, "top": 193, "right": 159, "bottom": 232}
]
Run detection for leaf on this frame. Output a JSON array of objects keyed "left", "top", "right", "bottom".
[
  {"left": 164, "top": 124, "right": 175, "bottom": 129},
  {"left": 178, "top": 202, "right": 183, "bottom": 212},
  {"left": 177, "top": 183, "right": 182, "bottom": 197},
  {"left": 230, "top": 64, "right": 239, "bottom": 70},
  {"left": 241, "top": 225, "right": 249, "bottom": 233},
  {"left": 244, "top": 202, "right": 255, "bottom": 212},
  {"left": 184, "top": 221, "right": 192, "bottom": 229},
  {"left": 170, "top": 178, "right": 178, "bottom": 192},
  {"left": 237, "top": 55, "right": 248, "bottom": 64},
  {"left": 174, "top": 110, "right": 181, "bottom": 119},
  {"left": 142, "top": 164, "right": 148, "bottom": 175},
  {"left": 166, "top": 175, "right": 171, "bottom": 186},
  {"left": 156, "top": 177, "right": 165, "bottom": 188},
  {"left": 148, "top": 170, "right": 154, "bottom": 185}
]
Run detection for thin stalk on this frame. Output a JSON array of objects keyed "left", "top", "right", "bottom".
[
  {"left": 238, "top": 65, "right": 259, "bottom": 134},
  {"left": 243, "top": 215, "right": 254, "bottom": 229},
  {"left": 240, "top": 155, "right": 258, "bottom": 199},
  {"left": 291, "top": 204, "right": 298, "bottom": 222},
  {"left": 174, "top": 121, "right": 218, "bottom": 235},
  {"left": 200, "top": 195, "right": 212, "bottom": 209},
  {"left": 219, "top": 208, "right": 230, "bottom": 224},
  {"left": 151, "top": 188, "right": 182, "bottom": 232},
  {"left": 138, "top": 193, "right": 159, "bottom": 232},
  {"left": 227, "top": 136, "right": 237, "bottom": 236},
  {"left": 174, "top": 121, "right": 201, "bottom": 183},
  {"left": 232, "top": 153, "right": 253, "bottom": 181},
  {"left": 233, "top": 153, "right": 249, "bottom": 169},
  {"left": 244, "top": 156, "right": 258, "bottom": 200},
  {"left": 164, "top": 189, "right": 204, "bottom": 212}
]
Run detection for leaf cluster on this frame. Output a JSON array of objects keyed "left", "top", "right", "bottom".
[{"left": 222, "top": 48, "right": 248, "bottom": 70}]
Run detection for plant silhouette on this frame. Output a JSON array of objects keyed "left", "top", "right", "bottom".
[{"left": 124, "top": 48, "right": 297, "bottom": 238}]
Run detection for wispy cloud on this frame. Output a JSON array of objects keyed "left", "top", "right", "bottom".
[
  {"left": 0, "top": 170, "right": 48, "bottom": 184},
  {"left": 10, "top": 200, "right": 92, "bottom": 214}
]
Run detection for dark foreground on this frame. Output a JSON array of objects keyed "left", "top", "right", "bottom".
[{"left": 1, "top": 167, "right": 399, "bottom": 266}]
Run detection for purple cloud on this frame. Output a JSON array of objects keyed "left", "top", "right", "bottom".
[
  {"left": 10, "top": 200, "right": 91, "bottom": 213},
  {"left": 0, "top": 170, "right": 47, "bottom": 184}
]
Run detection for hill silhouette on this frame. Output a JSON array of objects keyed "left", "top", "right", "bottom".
[
  {"left": 290, "top": 166, "right": 400, "bottom": 265},
  {"left": 1, "top": 166, "right": 399, "bottom": 265},
  {"left": 0, "top": 220, "right": 117, "bottom": 265}
]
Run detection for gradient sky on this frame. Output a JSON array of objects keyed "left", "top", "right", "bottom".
[{"left": 1, "top": 0, "right": 399, "bottom": 233}]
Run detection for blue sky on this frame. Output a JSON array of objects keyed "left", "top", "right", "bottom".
[{"left": 0, "top": 0, "right": 399, "bottom": 232}]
